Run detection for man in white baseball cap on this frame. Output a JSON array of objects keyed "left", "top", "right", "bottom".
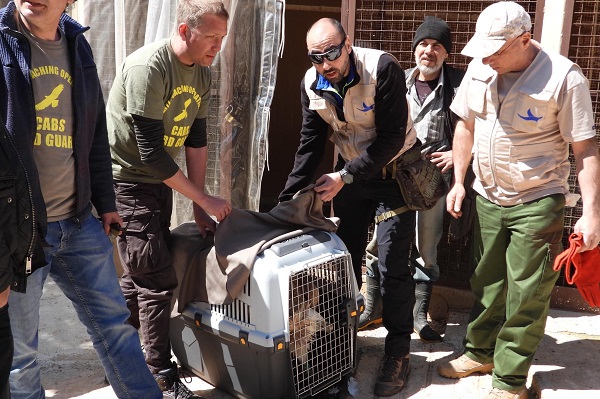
[
  {"left": 461, "top": 1, "right": 532, "bottom": 58},
  {"left": 436, "top": 2, "right": 600, "bottom": 399}
]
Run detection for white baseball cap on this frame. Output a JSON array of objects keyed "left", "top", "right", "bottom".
[{"left": 461, "top": 1, "right": 532, "bottom": 58}]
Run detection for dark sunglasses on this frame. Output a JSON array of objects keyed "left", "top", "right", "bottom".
[{"left": 308, "top": 40, "right": 346, "bottom": 64}]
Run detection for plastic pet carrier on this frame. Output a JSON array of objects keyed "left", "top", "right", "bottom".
[{"left": 170, "top": 230, "right": 363, "bottom": 399}]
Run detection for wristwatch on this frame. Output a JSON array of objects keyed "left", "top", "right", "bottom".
[{"left": 339, "top": 168, "right": 354, "bottom": 184}]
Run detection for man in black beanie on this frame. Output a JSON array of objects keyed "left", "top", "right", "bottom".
[
  {"left": 407, "top": 16, "right": 465, "bottom": 342},
  {"left": 359, "top": 17, "right": 465, "bottom": 345},
  {"left": 412, "top": 16, "right": 453, "bottom": 56}
]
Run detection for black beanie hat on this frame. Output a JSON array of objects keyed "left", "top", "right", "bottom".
[{"left": 412, "top": 16, "right": 452, "bottom": 54}]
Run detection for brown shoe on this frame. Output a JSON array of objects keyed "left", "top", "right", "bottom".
[
  {"left": 484, "top": 387, "right": 529, "bottom": 399},
  {"left": 373, "top": 355, "right": 410, "bottom": 396},
  {"left": 437, "top": 354, "right": 494, "bottom": 378}
]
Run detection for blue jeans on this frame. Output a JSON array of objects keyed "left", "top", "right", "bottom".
[{"left": 8, "top": 210, "right": 162, "bottom": 399}]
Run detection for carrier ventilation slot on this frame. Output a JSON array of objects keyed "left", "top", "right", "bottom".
[{"left": 211, "top": 279, "right": 251, "bottom": 324}]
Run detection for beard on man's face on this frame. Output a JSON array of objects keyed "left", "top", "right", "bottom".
[
  {"left": 321, "top": 56, "right": 350, "bottom": 85},
  {"left": 415, "top": 54, "right": 444, "bottom": 76}
]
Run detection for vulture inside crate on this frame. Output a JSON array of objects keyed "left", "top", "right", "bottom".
[{"left": 289, "top": 279, "right": 333, "bottom": 363}]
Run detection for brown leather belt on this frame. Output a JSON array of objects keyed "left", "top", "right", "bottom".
[{"left": 374, "top": 205, "right": 410, "bottom": 224}]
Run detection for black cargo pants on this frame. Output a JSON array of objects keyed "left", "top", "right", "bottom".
[{"left": 113, "top": 181, "right": 177, "bottom": 374}]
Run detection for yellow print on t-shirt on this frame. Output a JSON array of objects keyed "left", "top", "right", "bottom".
[
  {"left": 174, "top": 99, "right": 192, "bottom": 122},
  {"left": 31, "top": 65, "right": 73, "bottom": 149},
  {"left": 165, "top": 119, "right": 194, "bottom": 147},
  {"left": 30, "top": 66, "right": 73, "bottom": 85},
  {"left": 164, "top": 124, "right": 190, "bottom": 147},
  {"left": 163, "top": 135, "right": 188, "bottom": 148},
  {"left": 35, "top": 116, "right": 71, "bottom": 148},
  {"left": 32, "top": 65, "right": 73, "bottom": 111},
  {"left": 35, "top": 84, "right": 64, "bottom": 111},
  {"left": 163, "top": 85, "right": 202, "bottom": 148},
  {"left": 34, "top": 132, "right": 72, "bottom": 148},
  {"left": 163, "top": 85, "right": 202, "bottom": 114}
]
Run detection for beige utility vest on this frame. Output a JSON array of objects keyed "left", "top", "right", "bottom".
[
  {"left": 304, "top": 47, "right": 415, "bottom": 164},
  {"left": 467, "top": 50, "right": 574, "bottom": 205}
]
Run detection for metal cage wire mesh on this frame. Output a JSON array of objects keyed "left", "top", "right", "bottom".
[
  {"left": 289, "top": 254, "right": 355, "bottom": 398},
  {"left": 353, "top": 0, "right": 538, "bottom": 72}
]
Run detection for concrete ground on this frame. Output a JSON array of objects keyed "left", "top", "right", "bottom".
[{"left": 32, "top": 279, "right": 600, "bottom": 399}]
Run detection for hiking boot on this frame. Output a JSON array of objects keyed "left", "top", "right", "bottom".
[
  {"left": 155, "top": 362, "right": 203, "bottom": 399},
  {"left": 373, "top": 355, "right": 410, "bottom": 396},
  {"left": 437, "top": 354, "right": 494, "bottom": 378},
  {"left": 162, "top": 379, "right": 204, "bottom": 399},
  {"left": 413, "top": 282, "right": 443, "bottom": 343},
  {"left": 154, "top": 369, "right": 173, "bottom": 392},
  {"left": 358, "top": 247, "right": 383, "bottom": 331},
  {"left": 415, "top": 324, "right": 443, "bottom": 343},
  {"left": 484, "top": 387, "right": 529, "bottom": 399}
]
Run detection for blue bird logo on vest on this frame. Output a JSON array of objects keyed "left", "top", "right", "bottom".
[
  {"left": 357, "top": 102, "right": 374, "bottom": 112},
  {"left": 518, "top": 109, "right": 542, "bottom": 122}
]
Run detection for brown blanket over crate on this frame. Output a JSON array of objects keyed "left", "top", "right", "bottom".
[{"left": 170, "top": 185, "right": 338, "bottom": 311}]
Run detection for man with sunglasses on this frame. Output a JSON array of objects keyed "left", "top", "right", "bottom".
[
  {"left": 279, "top": 18, "right": 417, "bottom": 396},
  {"left": 437, "top": 2, "right": 600, "bottom": 399}
]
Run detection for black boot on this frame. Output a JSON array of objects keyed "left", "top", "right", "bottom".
[
  {"left": 413, "top": 282, "right": 443, "bottom": 343},
  {"left": 358, "top": 242, "right": 383, "bottom": 330},
  {"left": 374, "top": 354, "right": 410, "bottom": 396},
  {"left": 156, "top": 362, "right": 203, "bottom": 399}
]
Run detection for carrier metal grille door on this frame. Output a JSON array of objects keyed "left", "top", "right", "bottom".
[{"left": 289, "top": 254, "right": 355, "bottom": 398}]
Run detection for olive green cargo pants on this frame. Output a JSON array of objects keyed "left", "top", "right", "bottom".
[{"left": 464, "top": 194, "right": 565, "bottom": 390}]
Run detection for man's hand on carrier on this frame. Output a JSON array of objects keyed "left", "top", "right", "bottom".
[{"left": 314, "top": 172, "right": 344, "bottom": 202}]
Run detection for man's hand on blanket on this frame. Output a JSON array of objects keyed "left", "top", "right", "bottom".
[
  {"left": 198, "top": 193, "right": 232, "bottom": 222},
  {"left": 194, "top": 204, "right": 217, "bottom": 237}
]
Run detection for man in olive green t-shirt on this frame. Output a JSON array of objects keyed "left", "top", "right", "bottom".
[{"left": 106, "top": 1, "right": 231, "bottom": 397}]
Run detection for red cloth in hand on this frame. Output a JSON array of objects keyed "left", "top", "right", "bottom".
[{"left": 553, "top": 233, "right": 600, "bottom": 308}]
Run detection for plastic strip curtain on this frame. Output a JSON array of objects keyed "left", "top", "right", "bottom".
[
  {"left": 71, "top": 0, "right": 283, "bottom": 226},
  {"left": 208, "top": 0, "right": 284, "bottom": 214},
  {"left": 145, "top": 0, "right": 177, "bottom": 44}
]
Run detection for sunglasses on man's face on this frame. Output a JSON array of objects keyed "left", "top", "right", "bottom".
[{"left": 308, "top": 40, "right": 346, "bottom": 64}]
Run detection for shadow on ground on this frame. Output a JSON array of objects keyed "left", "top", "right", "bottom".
[{"left": 36, "top": 280, "right": 600, "bottom": 399}]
